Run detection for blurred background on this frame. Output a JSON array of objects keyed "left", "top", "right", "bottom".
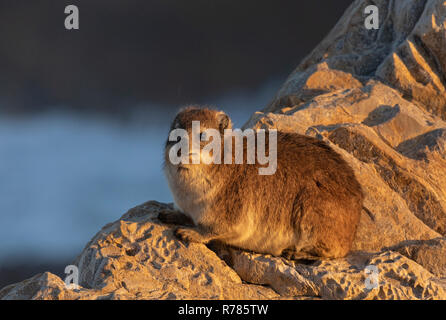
[{"left": 0, "top": 0, "right": 353, "bottom": 287}]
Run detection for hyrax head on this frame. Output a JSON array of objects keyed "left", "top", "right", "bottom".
[{"left": 165, "top": 106, "right": 232, "bottom": 169}]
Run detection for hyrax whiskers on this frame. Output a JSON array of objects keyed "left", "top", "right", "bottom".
[{"left": 159, "top": 106, "right": 364, "bottom": 260}]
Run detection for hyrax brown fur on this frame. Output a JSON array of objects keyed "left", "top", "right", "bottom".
[{"left": 160, "top": 106, "right": 364, "bottom": 260}]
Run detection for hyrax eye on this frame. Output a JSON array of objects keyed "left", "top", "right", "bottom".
[{"left": 199, "top": 132, "right": 206, "bottom": 140}]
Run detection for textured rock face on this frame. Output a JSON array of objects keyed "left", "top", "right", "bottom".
[
  {"left": 226, "top": 247, "right": 446, "bottom": 300},
  {"left": 1, "top": 0, "right": 446, "bottom": 300},
  {"left": 1, "top": 202, "right": 445, "bottom": 300},
  {"left": 245, "top": 0, "right": 446, "bottom": 252},
  {"left": 269, "top": 0, "right": 446, "bottom": 120},
  {"left": 0, "top": 202, "right": 277, "bottom": 300}
]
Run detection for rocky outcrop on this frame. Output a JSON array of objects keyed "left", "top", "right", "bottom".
[
  {"left": 227, "top": 246, "right": 446, "bottom": 299},
  {"left": 245, "top": 0, "right": 446, "bottom": 252},
  {"left": 1, "top": 0, "right": 446, "bottom": 300},
  {"left": 0, "top": 202, "right": 277, "bottom": 300},
  {"left": 267, "top": 0, "right": 446, "bottom": 120},
  {"left": 1, "top": 201, "right": 445, "bottom": 300}
]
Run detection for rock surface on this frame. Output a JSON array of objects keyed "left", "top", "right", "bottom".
[
  {"left": 245, "top": 0, "right": 446, "bottom": 252},
  {"left": 1, "top": 201, "right": 445, "bottom": 300},
  {"left": 1, "top": 0, "right": 446, "bottom": 300},
  {"left": 266, "top": 0, "right": 446, "bottom": 120},
  {"left": 0, "top": 202, "right": 277, "bottom": 300}
]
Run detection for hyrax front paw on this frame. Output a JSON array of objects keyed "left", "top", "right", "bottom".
[
  {"left": 174, "top": 227, "right": 204, "bottom": 243},
  {"left": 157, "top": 209, "right": 178, "bottom": 224},
  {"left": 158, "top": 210, "right": 194, "bottom": 226}
]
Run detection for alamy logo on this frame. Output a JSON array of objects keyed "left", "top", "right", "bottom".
[
  {"left": 364, "top": 5, "right": 379, "bottom": 30},
  {"left": 168, "top": 121, "right": 277, "bottom": 175},
  {"left": 64, "top": 265, "right": 79, "bottom": 289},
  {"left": 364, "top": 265, "right": 379, "bottom": 290},
  {"left": 65, "top": 5, "right": 79, "bottom": 30}
]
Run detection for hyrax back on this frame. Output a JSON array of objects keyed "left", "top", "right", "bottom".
[{"left": 161, "top": 107, "right": 364, "bottom": 259}]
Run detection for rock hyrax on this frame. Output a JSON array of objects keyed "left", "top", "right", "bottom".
[{"left": 159, "top": 106, "right": 364, "bottom": 259}]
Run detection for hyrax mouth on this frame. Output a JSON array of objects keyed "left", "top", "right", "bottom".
[{"left": 177, "top": 165, "right": 189, "bottom": 173}]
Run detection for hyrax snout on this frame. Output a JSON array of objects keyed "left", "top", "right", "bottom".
[{"left": 160, "top": 106, "right": 364, "bottom": 260}]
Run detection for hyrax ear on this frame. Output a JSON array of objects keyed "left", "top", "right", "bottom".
[{"left": 217, "top": 111, "right": 232, "bottom": 133}]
